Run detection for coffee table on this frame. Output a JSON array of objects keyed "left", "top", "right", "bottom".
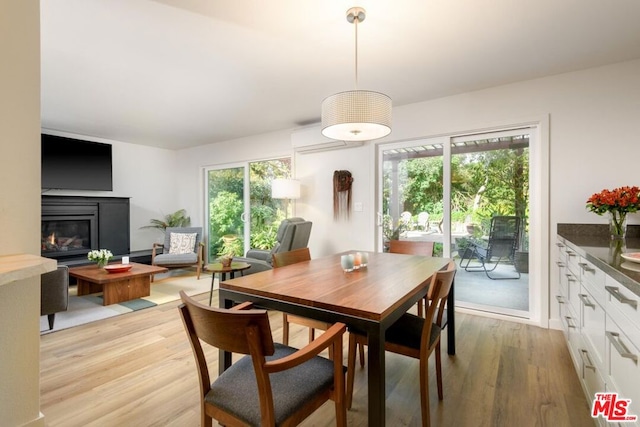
[{"left": 69, "top": 262, "right": 168, "bottom": 305}]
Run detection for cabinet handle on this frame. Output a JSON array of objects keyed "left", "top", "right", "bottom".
[
  {"left": 606, "top": 331, "right": 638, "bottom": 364},
  {"left": 556, "top": 261, "right": 566, "bottom": 267},
  {"left": 566, "top": 251, "right": 576, "bottom": 257},
  {"left": 556, "top": 243, "right": 565, "bottom": 248},
  {"left": 566, "top": 274, "right": 577, "bottom": 282},
  {"left": 580, "top": 349, "right": 596, "bottom": 371},
  {"left": 605, "top": 286, "right": 638, "bottom": 310},
  {"left": 565, "top": 316, "right": 576, "bottom": 329},
  {"left": 556, "top": 295, "right": 565, "bottom": 304},
  {"left": 578, "top": 293, "right": 595, "bottom": 309},
  {"left": 578, "top": 262, "right": 595, "bottom": 273}
]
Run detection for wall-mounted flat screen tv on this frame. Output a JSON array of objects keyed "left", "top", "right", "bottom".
[{"left": 41, "top": 134, "right": 113, "bottom": 191}]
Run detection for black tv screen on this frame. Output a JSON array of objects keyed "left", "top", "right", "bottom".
[{"left": 41, "top": 134, "right": 113, "bottom": 191}]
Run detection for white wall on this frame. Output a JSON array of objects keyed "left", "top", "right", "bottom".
[
  {"left": 41, "top": 130, "right": 180, "bottom": 250},
  {"left": 177, "top": 58, "right": 640, "bottom": 326},
  {"left": 0, "top": 0, "right": 45, "bottom": 425}
]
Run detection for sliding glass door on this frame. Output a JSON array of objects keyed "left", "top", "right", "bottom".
[
  {"left": 205, "top": 158, "right": 291, "bottom": 263},
  {"left": 378, "top": 128, "right": 533, "bottom": 318}
]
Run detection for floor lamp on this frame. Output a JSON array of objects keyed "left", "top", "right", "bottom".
[{"left": 272, "top": 178, "right": 301, "bottom": 218}]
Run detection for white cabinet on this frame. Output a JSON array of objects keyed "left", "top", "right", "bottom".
[
  {"left": 556, "top": 236, "right": 640, "bottom": 426},
  {"left": 606, "top": 317, "right": 640, "bottom": 425}
]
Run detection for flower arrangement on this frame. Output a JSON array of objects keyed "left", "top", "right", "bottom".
[
  {"left": 586, "top": 186, "right": 640, "bottom": 238},
  {"left": 87, "top": 249, "right": 113, "bottom": 267}
]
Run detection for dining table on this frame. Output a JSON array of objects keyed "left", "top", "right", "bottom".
[{"left": 218, "top": 250, "right": 454, "bottom": 426}]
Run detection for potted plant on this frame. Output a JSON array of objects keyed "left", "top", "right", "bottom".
[
  {"left": 218, "top": 235, "right": 239, "bottom": 267},
  {"left": 141, "top": 209, "right": 191, "bottom": 232},
  {"left": 514, "top": 233, "right": 529, "bottom": 274}
]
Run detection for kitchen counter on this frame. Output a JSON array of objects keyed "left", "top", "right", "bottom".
[{"left": 558, "top": 223, "right": 640, "bottom": 297}]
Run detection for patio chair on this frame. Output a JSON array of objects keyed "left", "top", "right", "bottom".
[
  {"left": 417, "top": 212, "right": 430, "bottom": 230},
  {"left": 459, "top": 216, "right": 521, "bottom": 280}
]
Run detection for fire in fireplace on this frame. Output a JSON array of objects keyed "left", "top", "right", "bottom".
[{"left": 41, "top": 220, "right": 92, "bottom": 255}]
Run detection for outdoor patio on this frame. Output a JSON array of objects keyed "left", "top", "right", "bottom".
[{"left": 453, "top": 257, "right": 529, "bottom": 315}]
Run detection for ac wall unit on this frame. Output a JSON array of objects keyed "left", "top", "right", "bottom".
[{"left": 291, "top": 125, "right": 364, "bottom": 154}]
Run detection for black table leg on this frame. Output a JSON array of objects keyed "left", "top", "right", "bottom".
[{"left": 447, "top": 278, "right": 455, "bottom": 355}]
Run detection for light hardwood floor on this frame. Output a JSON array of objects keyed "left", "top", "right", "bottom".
[{"left": 40, "top": 291, "right": 594, "bottom": 426}]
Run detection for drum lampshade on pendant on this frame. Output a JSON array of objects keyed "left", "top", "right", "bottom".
[{"left": 321, "top": 7, "right": 392, "bottom": 142}]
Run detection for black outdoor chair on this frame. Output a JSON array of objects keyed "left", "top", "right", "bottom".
[{"left": 459, "top": 216, "right": 521, "bottom": 280}]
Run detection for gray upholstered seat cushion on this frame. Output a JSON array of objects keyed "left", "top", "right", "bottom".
[
  {"left": 153, "top": 252, "right": 197, "bottom": 265},
  {"left": 207, "top": 343, "right": 338, "bottom": 426}
]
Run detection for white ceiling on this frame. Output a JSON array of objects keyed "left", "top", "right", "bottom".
[{"left": 40, "top": 0, "right": 640, "bottom": 150}]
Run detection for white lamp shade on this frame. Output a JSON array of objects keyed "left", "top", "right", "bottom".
[
  {"left": 321, "top": 90, "right": 392, "bottom": 141},
  {"left": 271, "top": 179, "right": 301, "bottom": 199}
]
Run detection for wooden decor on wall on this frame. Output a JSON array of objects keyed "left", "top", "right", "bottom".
[{"left": 333, "top": 170, "right": 353, "bottom": 220}]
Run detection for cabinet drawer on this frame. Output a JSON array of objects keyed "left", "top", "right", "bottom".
[
  {"left": 605, "top": 275, "right": 640, "bottom": 348},
  {"left": 565, "top": 247, "right": 581, "bottom": 276},
  {"left": 563, "top": 305, "right": 582, "bottom": 368},
  {"left": 579, "top": 256, "right": 606, "bottom": 306},
  {"left": 567, "top": 271, "right": 582, "bottom": 319},
  {"left": 580, "top": 346, "right": 606, "bottom": 404},
  {"left": 606, "top": 318, "right": 640, "bottom": 424},
  {"left": 581, "top": 287, "right": 606, "bottom": 369}
]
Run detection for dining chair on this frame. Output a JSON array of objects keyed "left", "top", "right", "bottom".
[
  {"left": 272, "top": 248, "right": 332, "bottom": 346},
  {"left": 178, "top": 291, "right": 347, "bottom": 427},
  {"left": 345, "top": 261, "right": 456, "bottom": 427},
  {"left": 389, "top": 239, "right": 434, "bottom": 317}
]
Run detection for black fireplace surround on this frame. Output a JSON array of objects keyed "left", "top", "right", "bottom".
[{"left": 42, "top": 196, "right": 130, "bottom": 265}]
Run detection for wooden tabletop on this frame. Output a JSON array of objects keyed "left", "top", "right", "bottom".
[
  {"left": 220, "top": 251, "right": 450, "bottom": 322},
  {"left": 68, "top": 262, "right": 168, "bottom": 284}
]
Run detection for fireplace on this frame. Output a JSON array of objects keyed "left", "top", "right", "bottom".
[
  {"left": 42, "top": 196, "right": 130, "bottom": 265},
  {"left": 41, "top": 205, "right": 98, "bottom": 259}
]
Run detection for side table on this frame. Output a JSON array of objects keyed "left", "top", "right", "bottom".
[{"left": 206, "top": 261, "right": 251, "bottom": 305}]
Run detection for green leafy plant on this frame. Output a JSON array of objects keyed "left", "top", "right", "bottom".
[
  {"left": 218, "top": 235, "right": 242, "bottom": 258},
  {"left": 141, "top": 209, "right": 191, "bottom": 231}
]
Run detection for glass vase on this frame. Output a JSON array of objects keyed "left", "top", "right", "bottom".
[
  {"left": 608, "top": 211, "right": 627, "bottom": 240},
  {"left": 97, "top": 259, "right": 109, "bottom": 268}
]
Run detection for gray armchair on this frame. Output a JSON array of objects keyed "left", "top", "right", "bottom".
[
  {"left": 152, "top": 227, "right": 205, "bottom": 281},
  {"left": 41, "top": 265, "right": 69, "bottom": 330},
  {"left": 235, "top": 217, "right": 312, "bottom": 275}
]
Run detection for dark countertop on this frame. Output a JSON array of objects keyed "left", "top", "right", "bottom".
[{"left": 557, "top": 223, "right": 640, "bottom": 297}]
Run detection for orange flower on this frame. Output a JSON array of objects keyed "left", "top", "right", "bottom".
[{"left": 586, "top": 186, "right": 640, "bottom": 215}]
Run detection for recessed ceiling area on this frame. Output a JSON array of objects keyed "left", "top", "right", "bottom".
[{"left": 40, "top": 0, "right": 640, "bottom": 150}]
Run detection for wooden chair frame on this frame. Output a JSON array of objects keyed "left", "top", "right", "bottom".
[
  {"left": 178, "top": 291, "right": 346, "bottom": 427},
  {"left": 346, "top": 261, "right": 456, "bottom": 427}
]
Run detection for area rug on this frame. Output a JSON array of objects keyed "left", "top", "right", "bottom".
[{"left": 39, "top": 270, "right": 216, "bottom": 335}]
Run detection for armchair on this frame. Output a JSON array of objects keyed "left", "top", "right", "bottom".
[
  {"left": 235, "top": 217, "right": 312, "bottom": 275},
  {"left": 41, "top": 265, "right": 69, "bottom": 330},
  {"left": 151, "top": 226, "right": 205, "bottom": 281}
]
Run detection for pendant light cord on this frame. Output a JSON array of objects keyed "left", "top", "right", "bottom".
[{"left": 354, "top": 14, "right": 359, "bottom": 90}]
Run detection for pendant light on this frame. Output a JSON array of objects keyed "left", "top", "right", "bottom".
[{"left": 321, "top": 7, "right": 392, "bottom": 142}]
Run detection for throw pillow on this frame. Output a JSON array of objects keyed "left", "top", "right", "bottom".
[{"left": 169, "top": 232, "right": 197, "bottom": 255}]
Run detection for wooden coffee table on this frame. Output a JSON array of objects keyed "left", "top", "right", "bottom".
[{"left": 69, "top": 262, "right": 168, "bottom": 305}]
